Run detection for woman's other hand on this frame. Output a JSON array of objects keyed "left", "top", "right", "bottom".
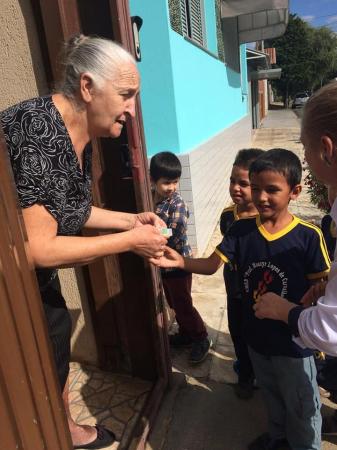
[
  {"left": 134, "top": 212, "right": 166, "bottom": 229},
  {"left": 128, "top": 224, "right": 167, "bottom": 258}
]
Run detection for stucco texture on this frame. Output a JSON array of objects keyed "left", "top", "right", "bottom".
[{"left": 0, "top": 0, "right": 47, "bottom": 110}]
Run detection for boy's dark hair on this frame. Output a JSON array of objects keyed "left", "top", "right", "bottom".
[
  {"left": 233, "top": 148, "right": 264, "bottom": 169},
  {"left": 150, "top": 151, "right": 182, "bottom": 182},
  {"left": 249, "top": 148, "right": 302, "bottom": 188}
]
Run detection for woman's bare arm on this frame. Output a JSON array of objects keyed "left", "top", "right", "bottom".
[
  {"left": 84, "top": 206, "right": 165, "bottom": 231},
  {"left": 23, "top": 204, "right": 166, "bottom": 268}
]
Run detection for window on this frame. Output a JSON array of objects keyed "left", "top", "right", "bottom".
[
  {"left": 180, "top": 0, "right": 205, "bottom": 47},
  {"left": 169, "top": 0, "right": 206, "bottom": 48}
]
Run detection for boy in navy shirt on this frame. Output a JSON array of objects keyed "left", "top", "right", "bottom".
[
  {"left": 220, "top": 148, "right": 263, "bottom": 399},
  {"left": 155, "top": 149, "right": 330, "bottom": 450}
]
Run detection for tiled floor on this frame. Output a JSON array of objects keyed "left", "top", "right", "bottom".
[{"left": 68, "top": 362, "right": 152, "bottom": 449}]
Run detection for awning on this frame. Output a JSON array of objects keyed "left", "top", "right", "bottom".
[
  {"left": 221, "top": 0, "right": 289, "bottom": 43},
  {"left": 246, "top": 48, "right": 270, "bottom": 70},
  {"left": 250, "top": 68, "right": 282, "bottom": 80},
  {"left": 246, "top": 48, "right": 282, "bottom": 80}
]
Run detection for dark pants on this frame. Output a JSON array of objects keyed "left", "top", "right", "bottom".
[
  {"left": 40, "top": 275, "right": 72, "bottom": 391},
  {"left": 315, "top": 354, "right": 337, "bottom": 395},
  {"left": 227, "top": 295, "right": 254, "bottom": 383},
  {"left": 162, "top": 271, "right": 207, "bottom": 341}
]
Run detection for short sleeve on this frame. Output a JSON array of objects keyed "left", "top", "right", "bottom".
[
  {"left": 220, "top": 209, "right": 234, "bottom": 235},
  {"left": 305, "top": 226, "right": 331, "bottom": 279},
  {"left": 2, "top": 106, "right": 45, "bottom": 209},
  {"left": 215, "top": 223, "right": 238, "bottom": 264}
]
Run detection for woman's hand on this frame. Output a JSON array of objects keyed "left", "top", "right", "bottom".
[
  {"left": 134, "top": 212, "right": 166, "bottom": 229},
  {"left": 149, "top": 246, "right": 184, "bottom": 269},
  {"left": 253, "top": 292, "right": 297, "bottom": 323},
  {"left": 300, "top": 281, "right": 327, "bottom": 308},
  {"left": 128, "top": 224, "right": 167, "bottom": 258}
]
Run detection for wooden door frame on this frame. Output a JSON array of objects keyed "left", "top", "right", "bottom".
[{"left": 0, "top": 129, "right": 72, "bottom": 450}]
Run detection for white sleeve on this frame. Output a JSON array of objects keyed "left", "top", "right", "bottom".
[{"left": 294, "top": 261, "right": 337, "bottom": 356}]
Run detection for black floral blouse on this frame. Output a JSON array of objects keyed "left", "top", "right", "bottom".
[
  {"left": 0, "top": 96, "right": 92, "bottom": 235},
  {"left": 0, "top": 96, "right": 92, "bottom": 288}
]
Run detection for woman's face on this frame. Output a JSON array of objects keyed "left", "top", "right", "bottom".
[
  {"left": 84, "top": 62, "right": 140, "bottom": 138},
  {"left": 301, "top": 128, "right": 337, "bottom": 189}
]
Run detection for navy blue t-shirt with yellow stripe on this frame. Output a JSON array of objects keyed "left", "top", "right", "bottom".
[{"left": 216, "top": 216, "right": 330, "bottom": 358}]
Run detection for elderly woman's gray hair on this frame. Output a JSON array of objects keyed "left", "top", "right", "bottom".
[{"left": 59, "top": 34, "right": 136, "bottom": 99}]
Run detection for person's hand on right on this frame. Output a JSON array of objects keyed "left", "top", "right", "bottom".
[
  {"left": 253, "top": 292, "right": 296, "bottom": 323},
  {"left": 128, "top": 224, "right": 167, "bottom": 259}
]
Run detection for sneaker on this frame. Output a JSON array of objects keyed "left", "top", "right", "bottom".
[
  {"left": 322, "top": 415, "right": 337, "bottom": 435},
  {"left": 169, "top": 333, "right": 193, "bottom": 348},
  {"left": 189, "top": 338, "right": 212, "bottom": 364},
  {"left": 248, "top": 433, "right": 291, "bottom": 450},
  {"left": 234, "top": 381, "right": 254, "bottom": 400}
]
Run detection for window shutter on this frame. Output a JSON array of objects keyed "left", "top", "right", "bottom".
[
  {"left": 188, "top": 0, "right": 204, "bottom": 46},
  {"left": 180, "top": 0, "right": 189, "bottom": 36}
]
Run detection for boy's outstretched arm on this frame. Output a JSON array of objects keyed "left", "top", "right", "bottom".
[{"left": 150, "top": 246, "right": 223, "bottom": 275}]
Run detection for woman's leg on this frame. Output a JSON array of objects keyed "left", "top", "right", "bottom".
[
  {"left": 41, "top": 276, "right": 110, "bottom": 446},
  {"left": 62, "top": 377, "right": 97, "bottom": 445}
]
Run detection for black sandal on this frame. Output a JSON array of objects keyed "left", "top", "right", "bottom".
[{"left": 73, "top": 425, "right": 116, "bottom": 449}]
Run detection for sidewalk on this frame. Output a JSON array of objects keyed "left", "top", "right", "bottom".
[{"left": 146, "top": 108, "right": 337, "bottom": 450}]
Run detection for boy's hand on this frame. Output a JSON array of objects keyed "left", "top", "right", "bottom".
[
  {"left": 300, "top": 281, "right": 327, "bottom": 308},
  {"left": 149, "top": 246, "right": 184, "bottom": 268}
]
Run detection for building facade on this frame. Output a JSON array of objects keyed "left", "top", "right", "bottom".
[{"left": 130, "top": 0, "right": 252, "bottom": 254}]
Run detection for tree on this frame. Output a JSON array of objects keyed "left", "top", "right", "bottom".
[
  {"left": 309, "top": 26, "right": 337, "bottom": 91},
  {"left": 266, "top": 14, "right": 337, "bottom": 106}
]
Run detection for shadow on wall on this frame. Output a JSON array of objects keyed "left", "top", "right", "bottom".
[{"left": 18, "top": 0, "right": 50, "bottom": 94}]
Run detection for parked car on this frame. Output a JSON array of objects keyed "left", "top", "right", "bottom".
[{"left": 292, "top": 92, "right": 310, "bottom": 109}]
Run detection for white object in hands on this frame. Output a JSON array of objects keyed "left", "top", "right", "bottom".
[{"left": 160, "top": 227, "right": 172, "bottom": 237}]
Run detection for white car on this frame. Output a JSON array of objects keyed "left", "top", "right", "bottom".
[{"left": 292, "top": 92, "right": 310, "bottom": 109}]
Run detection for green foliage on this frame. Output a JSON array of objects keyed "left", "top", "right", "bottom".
[
  {"left": 304, "top": 167, "right": 330, "bottom": 213},
  {"left": 168, "top": 0, "right": 182, "bottom": 35},
  {"left": 215, "top": 0, "right": 225, "bottom": 61},
  {"left": 266, "top": 14, "right": 337, "bottom": 105}
]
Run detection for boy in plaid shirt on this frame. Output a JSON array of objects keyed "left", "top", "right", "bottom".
[{"left": 150, "top": 152, "right": 211, "bottom": 363}]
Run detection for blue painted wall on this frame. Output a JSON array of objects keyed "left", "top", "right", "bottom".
[
  {"left": 129, "top": 0, "right": 180, "bottom": 153},
  {"left": 129, "top": 0, "right": 249, "bottom": 156},
  {"left": 204, "top": 0, "right": 218, "bottom": 54}
]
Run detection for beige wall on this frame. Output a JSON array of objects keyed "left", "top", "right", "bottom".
[{"left": 0, "top": 0, "right": 47, "bottom": 109}]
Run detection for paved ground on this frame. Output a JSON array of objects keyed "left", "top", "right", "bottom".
[{"left": 145, "top": 107, "right": 337, "bottom": 450}]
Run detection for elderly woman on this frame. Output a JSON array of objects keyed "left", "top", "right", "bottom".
[{"left": 0, "top": 35, "right": 167, "bottom": 449}]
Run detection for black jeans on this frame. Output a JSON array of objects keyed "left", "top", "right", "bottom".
[{"left": 227, "top": 295, "right": 254, "bottom": 383}]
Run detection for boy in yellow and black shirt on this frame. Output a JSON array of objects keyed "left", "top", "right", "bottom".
[{"left": 220, "top": 148, "right": 263, "bottom": 399}]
